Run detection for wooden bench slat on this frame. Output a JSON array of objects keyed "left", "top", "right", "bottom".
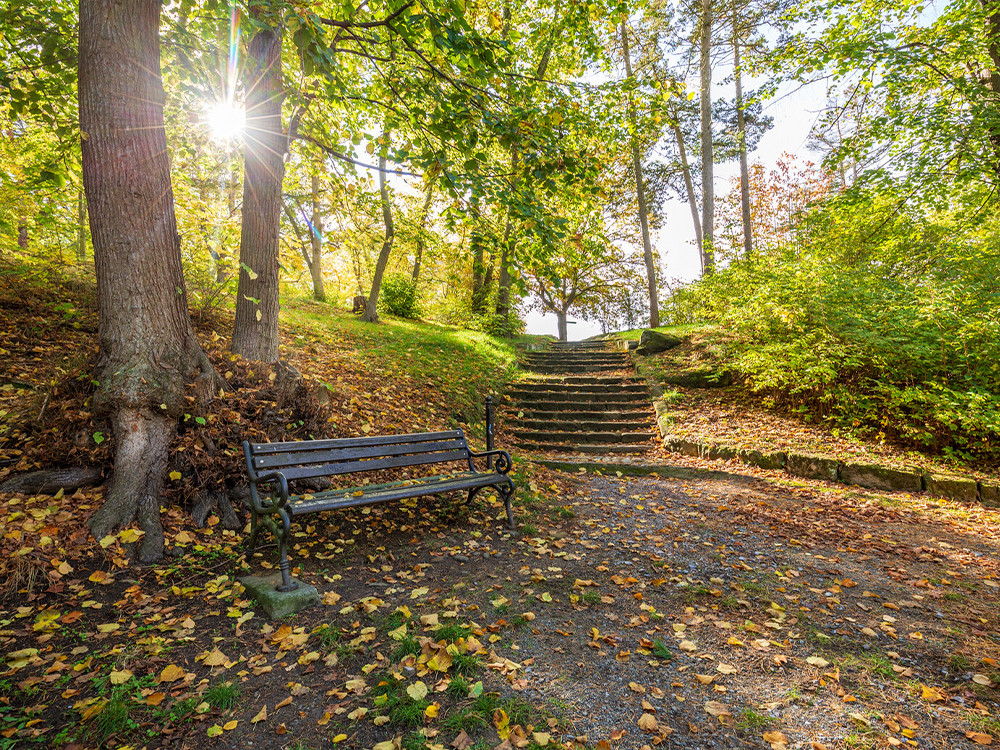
[
  {"left": 288, "top": 472, "right": 498, "bottom": 516},
  {"left": 253, "top": 438, "right": 468, "bottom": 470},
  {"left": 250, "top": 430, "right": 463, "bottom": 455},
  {"left": 275, "top": 449, "right": 471, "bottom": 481}
]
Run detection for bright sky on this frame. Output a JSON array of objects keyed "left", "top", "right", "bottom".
[{"left": 526, "top": 77, "right": 825, "bottom": 340}]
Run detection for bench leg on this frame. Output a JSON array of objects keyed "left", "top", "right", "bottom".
[
  {"left": 501, "top": 482, "right": 516, "bottom": 531},
  {"left": 274, "top": 509, "right": 298, "bottom": 592},
  {"left": 246, "top": 507, "right": 260, "bottom": 556}
]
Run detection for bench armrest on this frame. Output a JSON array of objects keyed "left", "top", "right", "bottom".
[
  {"left": 468, "top": 449, "right": 512, "bottom": 475},
  {"left": 251, "top": 470, "right": 291, "bottom": 511}
]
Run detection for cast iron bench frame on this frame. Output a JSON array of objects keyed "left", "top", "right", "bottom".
[{"left": 242, "top": 404, "right": 513, "bottom": 591}]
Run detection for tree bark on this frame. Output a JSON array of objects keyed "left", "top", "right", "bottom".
[
  {"left": 232, "top": 12, "right": 284, "bottom": 361},
  {"left": 699, "top": 0, "right": 716, "bottom": 274},
  {"left": 556, "top": 309, "right": 568, "bottom": 342},
  {"left": 411, "top": 182, "right": 434, "bottom": 284},
  {"left": 981, "top": 0, "right": 1000, "bottom": 180},
  {"left": 471, "top": 229, "right": 487, "bottom": 315},
  {"left": 733, "top": 15, "right": 752, "bottom": 259},
  {"left": 363, "top": 149, "right": 394, "bottom": 322},
  {"left": 218, "top": 170, "right": 239, "bottom": 283},
  {"left": 79, "top": 0, "right": 218, "bottom": 562},
  {"left": 672, "top": 120, "right": 703, "bottom": 251},
  {"left": 309, "top": 172, "right": 326, "bottom": 301},
  {"left": 17, "top": 221, "right": 27, "bottom": 249},
  {"left": 0, "top": 466, "right": 103, "bottom": 495},
  {"left": 76, "top": 188, "right": 87, "bottom": 262},
  {"left": 621, "top": 21, "right": 659, "bottom": 328}
]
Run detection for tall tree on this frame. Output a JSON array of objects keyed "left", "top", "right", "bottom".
[
  {"left": 732, "top": 8, "right": 753, "bottom": 258},
  {"left": 621, "top": 19, "right": 660, "bottom": 327},
  {"left": 363, "top": 139, "right": 395, "bottom": 323},
  {"left": 698, "top": 0, "right": 715, "bottom": 273},
  {"left": 411, "top": 182, "right": 434, "bottom": 284},
  {"left": 79, "top": 0, "right": 219, "bottom": 561},
  {"left": 232, "top": 7, "right": 284, "bottom": 361}
]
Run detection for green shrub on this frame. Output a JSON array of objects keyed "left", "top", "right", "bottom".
[{"left": 378, "top": 273, "right": 420, "bottom": 318}]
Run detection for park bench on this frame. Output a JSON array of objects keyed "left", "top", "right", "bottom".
[{"left": 242, "top": 410, "right": 514, "bottom": 592}]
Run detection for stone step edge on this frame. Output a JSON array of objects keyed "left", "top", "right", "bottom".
[{"left": 656, "top": 431, "right": 999, "bottom": 507}]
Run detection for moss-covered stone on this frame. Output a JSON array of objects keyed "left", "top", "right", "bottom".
[
  {"left": 979, "top": 482, "right": 1000, "bottom": 508},
  {"left": 786, "top": 453, "right": 840, "bottom": 482},
  {"left": 737, "top": 448, "right": 787, "bottom": 470},
  {"left": 705, "top": 444, "right": 737, "bottom": 460},
  {"left": 659, "top": 368, "right": 733, "bottom": 388},
  {"left": 635, "top": 329, "right": 685, "bottom": 356},
  {"left": 922, "top": 473, "right": 979, "bottom": 503},
  {"left": 664, "top": 436, "right": 701, "bottom": 457},
  {"left": 840, "top": 462, "right": 922, "bottom": 492},
  {"left": 240, "top": 574, "right": 320, "bottom": 619}
]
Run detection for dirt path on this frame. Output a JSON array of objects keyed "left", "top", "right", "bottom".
[{"left": 2, "top": 463, "right": 999, "bottom": 750}]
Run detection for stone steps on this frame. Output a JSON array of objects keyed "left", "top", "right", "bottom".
[
  {"left": 514, "top": 408, "right": 652, "bottom": 422},
  {"left": 505, "top": 340, "right": 655, "bottom": 455},
  {"left": 512, "top": 428, "right": 655, "bottom": 444},
  {"left": 513, "top": 418, "right": 653, "bottom": 432},
  {"left": 511, "top": 441, "right": 654, "bottom": 455},
  {"left": 510, "top": 382, "right": 649, "bottom": 395}
]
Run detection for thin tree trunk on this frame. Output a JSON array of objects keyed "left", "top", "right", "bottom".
[
  {"left": 733, "top": 16, "right": 752, "bottom": 259},
  {"left": 76, "top": 188, "right": 87, "bottom": 262},
  {"left": 556, "top": 309, "right": 568, "bottom": 342},
  {"left": 232, "top": 11, "right": 284, "bottom": 361},
  {"left": 79, "top": 0, "right": 218, "bottom": 562},
  {"left": 218, "top": 170, "right": 238, "bottom": 282},
  {"left": 981, "top": 0, "right": 1000, "bottom": 179},
  {"left": 363, "top": 149, "right": 394, "bottom": 322},
  {"left": 411, "top": 182, "right": 434, "bottom": 284},
  {"left": 672, "top": 121, "right": 703, "bottom": 251},
  {"left": 17, "top": 221, "right": 27, "bottom": 249},
  {"left": 699, "top": 0, "right": 715, "bottom": 274},
  {"left": 309, "top": 172, "right": 325, "bottom": 301},
  {"left": 621, "top": 20, "right": 659, "bottom": 328},
  {"left": 471, "top": 229, "right": 487, "bottom": 314}
]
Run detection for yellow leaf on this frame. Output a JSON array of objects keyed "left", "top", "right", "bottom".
[
  {"left": 410, "top": 587, "right": 429, "bottom": 599},
  {"left": 638, "top": 713, "right": 658, "bottom": 732},
  {"left": 966, "top": 731, "right": 994, "bottom": 745},
  {"left": 206, "top": 725, "right": 223, "bottom": 737},
  {"left": 223, "top": 720, "right": 238, "bottom": 731},
  {"left": 159, "top": 664, "right": 186, "bottom": 683},
  {"left": 425, "top": 702, "right": 440, "bottom": 718},
  {"left": 146, "top": 692, "right": 166, "bottom": 706},
  {"left": 332, "top": 734, "right": 348, "bottom": 743},
  {"left": 201, "top": 647, "right": 228, "bottom": 667},
  {"left": 168, "top": 471, "right": 182, "bottom": 481},
  {"left": 406, "top": 681, "right": 428, "bottom": 700},
  {"left": 99, "top": 534, "right": 117, "bottom": 548},
  {"left": 110, "top": 669, "right": 133, "bottom": 685},
  {"left": 298, "top": 651, "right": 320, "bottom": 666},
  {"left": 494, "top": 708, "right": 510, "bottom": 739},
  {"left": 322, "top": 591, "right": 341, "bottom": 606},
  {"left": 97, "top": 622, "right": 120, "bottom": 633},
  {"left": 251, "top": 705, "right": 267, "bottom": 724},
  {"left": 119, "top": 528, "right": 145, "bottom": 543},
  {"left": 920, "top": 684, "right": 946, "bottom": 702}
]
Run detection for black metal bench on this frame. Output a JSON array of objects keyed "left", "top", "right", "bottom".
[{"left": 242, "top": 423, "right": 514, "bottom": 591}]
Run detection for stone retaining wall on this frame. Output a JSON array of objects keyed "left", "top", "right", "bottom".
[{"left": 651, "top": 395, "right": 998, "bottom": 507}]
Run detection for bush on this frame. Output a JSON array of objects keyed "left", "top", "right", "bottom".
[
  {"left": 377, "top": 273, "right": 420, "bottom": 319},
  {"left": 471, "top": 311, "right": 524, "bottom": 338}
]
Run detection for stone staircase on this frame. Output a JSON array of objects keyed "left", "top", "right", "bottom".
[{"left": 504, "top": 340, "right": 656, "bottom": 455}]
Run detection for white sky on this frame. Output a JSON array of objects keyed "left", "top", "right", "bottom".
[{"left": 526, "top": 78, "right": 825, "bottom": 340}]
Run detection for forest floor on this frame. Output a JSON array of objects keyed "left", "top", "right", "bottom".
[{"left": 1, "top": 268, "right": 999, "bottom": 750}]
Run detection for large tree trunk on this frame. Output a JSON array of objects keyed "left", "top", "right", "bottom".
[
  {"left": 621, "top": 21, "right": 659, "bottom": 328},
  {"left": 672, "top": 121, "right": 703, "bottom": 251},
  {"left": 981, "top": 0, "right": 1000, "bottom": 180},
  {"left": 232, "top": 13, "right": 284, "bottom": 361},
  {"left": 556, "top": 309, "right": 568, "bottom": 342},
  {"left": 309, "top": 172, "right": 326, "bottom": 301},
  {"left": 733, "top": 16, "right": 752, "bottom": 259},
  {"left": 79, "top": 0, "right": 217, "bottom": 562},
  {"left": 363, "top": 150, "right": 394, "bottom": 322},
  {"left": 699, "top": 0, "right": 715, "bottom": 274},
  {"left": 411, "top": 182, "right": 434, "bottom": 284},
  {"left": 75, "top": 188, "right": 87, "bottom": 262}
]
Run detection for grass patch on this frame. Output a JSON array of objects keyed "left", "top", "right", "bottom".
[{"left": 205, "top": 681, "right": 240, "bottom": 711}]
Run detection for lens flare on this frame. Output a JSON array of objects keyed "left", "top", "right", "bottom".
[{"left": 206, "top": 100, "right": 245, "bottom": 141}]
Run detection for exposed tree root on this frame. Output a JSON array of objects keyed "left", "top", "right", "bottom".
[{"left": 0, "top": 466, "right": 103, "bottom": 495}]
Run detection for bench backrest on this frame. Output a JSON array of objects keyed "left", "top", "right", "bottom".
[{"left": 243, "top": 430, "right": 474, "bottom": 482}]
